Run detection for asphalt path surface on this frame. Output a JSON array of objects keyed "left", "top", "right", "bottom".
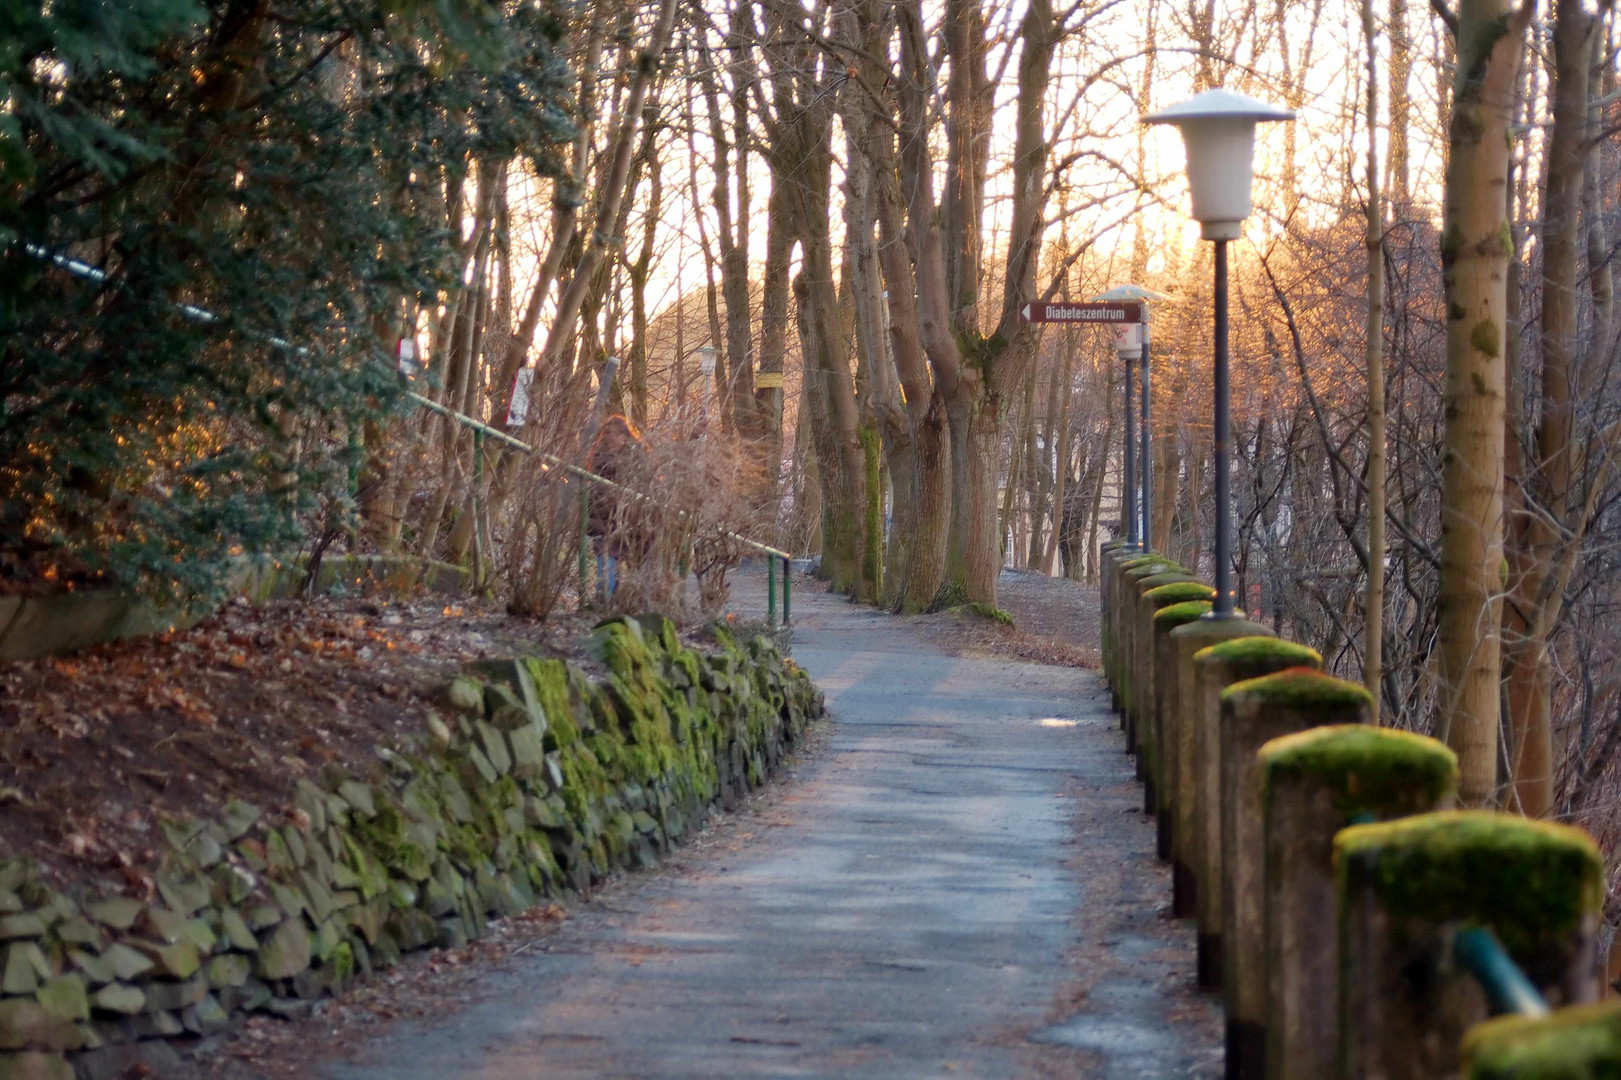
[{"left": 323, "top": 580, "right": 1219, "bottom": 1079}]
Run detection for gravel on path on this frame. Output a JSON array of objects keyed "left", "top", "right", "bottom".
[{"left": 308, "top": 578, "right": 1218, "bottom": 1080}]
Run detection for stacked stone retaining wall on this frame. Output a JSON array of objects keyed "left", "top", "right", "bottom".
[{"left": 0, "top": 615, "right": 824, "bottom": 1079}]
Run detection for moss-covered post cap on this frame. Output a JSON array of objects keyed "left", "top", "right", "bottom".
[
  {"left": 1146, "top": 582, "right": 1218, "bottom": 607},
  {"left": 1334, "top": 810, "right": 1603, "bottom": 954},
  {"left": 1124, "top": 555, "right": 1182, "bottom": 574},
  {"left": 1222, "top": 667, "right": 1373, "bottom": 712},
  {"left": 1195, "top": 636, "right": 1320, "bottom": 668},
  {"left": 1463, "top": 1001, "right": 1621, "bottom": 1079},
  {"left": 1137, "top": 570, "right": 1202, "bottom": 591},
  {"left": 1155, "top": 600, "right": 1215, "bottom": 628},
  {"left": 1260, "top": 724, "right": 1456, "bottom": 818}
]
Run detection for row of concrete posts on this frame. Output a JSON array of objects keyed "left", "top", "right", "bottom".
[{"left": 1098, "top": 538, "right": 1621, "bottom": 1079}]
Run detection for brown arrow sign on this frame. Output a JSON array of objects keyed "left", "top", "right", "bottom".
[{"left": 1019, "top": 301, "right": 1143, "bottom": 324}]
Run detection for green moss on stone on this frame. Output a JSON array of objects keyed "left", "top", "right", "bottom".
[
  {"left": 958, "top": 602, "right": 1014, "bottom": 626},
  {"left": 1463, "top": 1001, "right": 1621, "bottom": 1079},
  {"left": 1222, "top": 667, "right": 1373, "bottom": 712},
  {"left": 1154, "top": 600, "right": 1213, "bottom": 627},
  {"left": 1260, "top": 724, "right": 1456, "bottom": 818},
  {"left": 1145, "top": 582, "right": 1217, "bottom": 607},
  {"left": 1122, "top": 554, "right": 1178, "bottom": 573},
  {"left": 1334, "top": 810, "right": 1603, "bottom": 956},
  {"left": 1195, "top": 636, "right": 1321, "bottom": 667}
]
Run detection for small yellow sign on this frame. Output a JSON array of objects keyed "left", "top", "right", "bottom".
[{"left": 755, "top": 372, "right": 785, "bottom": 389}]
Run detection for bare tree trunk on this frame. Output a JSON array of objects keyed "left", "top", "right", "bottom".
[
  {"left": 1387, "top": 0, "right": 1412, "bottom": 206},
  {"left": 1504, "top": 0, "right": 1598, "bottom": 817},
  {"left": 758, "top": 178, "right": 792, "bottom": 498},
  {"left": 627, "top": 137, "right": 661, "bottom": 427},
  {"left": 1363, "top": 0, "right": 1388, "bottom": 713},
  {"left": 1042, "top": 335, "right": 1075, "bottom": 574},
  {"left": 1435, "top": 0, "right": 1531, "bottom": 806}
]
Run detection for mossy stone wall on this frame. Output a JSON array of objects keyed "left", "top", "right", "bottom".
[{"left": 0, "top": 616, "right": 823, "bottom": 1079}]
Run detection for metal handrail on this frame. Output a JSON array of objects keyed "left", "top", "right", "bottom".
[
  {"left": 21, "top": 242, "right": 793, "bottom": 623},
  {"left": 404, "top": 391, "right": 791, "bottom": 562}
]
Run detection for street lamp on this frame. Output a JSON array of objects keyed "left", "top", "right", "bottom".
[
  {"left": 697, "top": 345, "right": 717, "bottom": 424},
  {"left": 1095, "top": 284, "right": 1170, "bottom": 553},
  {"left": 1144, "top": 89, "right": 1293, "bottom": 617}
]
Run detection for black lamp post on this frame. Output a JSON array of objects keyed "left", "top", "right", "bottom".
[
  {"left": 1122, "top": 337, "right": 1138, "bottom": 551},
  {"left": 1144, "top": 90, "right": 1294, "bottom": 617},
  {"left": 1096, "top": 284, "right": 1169, "bottom": 553}
]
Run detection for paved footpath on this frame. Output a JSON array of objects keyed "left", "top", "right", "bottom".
[{"left": 324, "top": 583, "right": 1219, "bottom": 1080}]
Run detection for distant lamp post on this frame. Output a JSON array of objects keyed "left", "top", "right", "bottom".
[
  {"left": 1095, "top": 284, "right": 1170, "bottom": 553},
  {"left": 697, "top": 345, "right": 717, "bottom": 425},
  {"left": 1145, "top": 89, "right": 1293, "bottom": 617}
]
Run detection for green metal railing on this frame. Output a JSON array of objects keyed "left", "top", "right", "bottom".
[
  {"left": 19, "top": 243, "right": 791, "bottom": 625},
  {"left": 407, "top": 391, "right": 792, "bottom": 628}
]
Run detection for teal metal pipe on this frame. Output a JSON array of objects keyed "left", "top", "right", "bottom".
[
  {"left": 1453, "top": 926, "right": 1550, "bottom": 1018},
  {"left": 782, "top": 557, "right": 791, "bottom": 624}
]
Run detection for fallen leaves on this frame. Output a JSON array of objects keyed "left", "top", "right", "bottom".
[{"left": 0, "top": 589, "right": 605, "bottom": 896}]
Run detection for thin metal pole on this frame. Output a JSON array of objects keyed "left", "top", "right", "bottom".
[
  {"left": 1140, "top": 323, "right": 1152, "bottom": 552},
  {"left": 1123, "top": 344, "right": 1138, "bottom": 550},
  {"left": 472, "top": 429, "right": 485, "bottom": 591},
  {"left": 1211, "top": 239, "right": 1235, "bottom": 617},
  {"left": 578, "top": 486, "right": 590, "bottom": 606},
  {"left": 782, "top": 556, "right": 791, "bottom": 624},
  {"left": 767, "top": 555, "right": 778, "bottom": 628}
]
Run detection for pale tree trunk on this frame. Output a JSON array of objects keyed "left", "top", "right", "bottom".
[
  {"left": 758, "top": 180, "right": 792, "bottom": 497},
  {"left": 1002, "top": 365, "right": 1035, "bottom": 564},
  {"left": 1435, "top": 0, "right": 1531, "bottom": 806},
  {"left": 1387, "top": 0, "right": 1412, "bottom": 207},
  {"left": 1030, "top": 353, "right": 1062, "bottom": 569},
  {"left": 1363, "top": 0, "right": 1388, "bottom": 714},
  {"left": 697, "top": 33, "right": 757, "bottom": 437},
  {"left": 840, "top": 0, "right": 923, "bottom": 608},
  {"left": 626, "top": 137, "right": 661, "bottom": 427},
  {"left": 1151, "top": 370, "right": 1181, "bottom": 552},
  {"left": 1503, "top": 0, "right": 1598, "bottom": 817},
  {"left": 1042, "top": 338, "right": 1075, "bottom": 575}
]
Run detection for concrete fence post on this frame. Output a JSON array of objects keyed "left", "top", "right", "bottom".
[
  {"left": 1147, "top": 599, "right": 1231, "bottom": 847},
  {"left": 1462, "top": 1001, "right": 1621, "bottom": 1079},
  {"left": 1220, "top": 669, "right": 1373, "bottom": 1079},
  {"left": 1100, "top": 539, "right": 1130, "bottom": 709},
  {"left": 1163, "top": 613, "right": 1271, "bottom": 904},
  {"left": 1109, "top": 553, "right": 1164, "bottom": 714},
  {"left": 1259, "top": 725, "right": 1457, "bottom": 1080},
  {"left": 1191, "top": 637, "right": 1323, "bottom": 989},
  {"left": 1337, "top": 811, "right": 1603, "bottom": 1080},
  {"left": 1120, "top": 556, "right": 1182, "bottom": 737},
  {"left": 1134, "top": 578, "right": 1211, "bottom": 770}
]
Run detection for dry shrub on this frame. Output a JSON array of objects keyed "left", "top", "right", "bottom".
[{"left": 589, "top": 420, "right": 768, "bottom": 617}]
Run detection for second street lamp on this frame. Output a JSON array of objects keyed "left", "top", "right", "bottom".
[
  {"left": 1096, "top": 284, "right": 1170, "bottom": 552},
  {"left": 1144, "top": 89, "right": 1293, "bottom": 617}
]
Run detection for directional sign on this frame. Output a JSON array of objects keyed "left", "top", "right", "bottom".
[{"left": 1019, "top": 301, "right": 1143, "bottom": 324}]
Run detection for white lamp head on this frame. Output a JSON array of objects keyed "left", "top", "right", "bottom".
[
  {"left": 1092, "top": 283, "right": 1171, "bottom": 305},
  {"left": 1111, "top": 322, "right": 1143, "bottom": 353},
  {"left": 698, "top": 345, "right": 717, "bottom": 376},
  {"left": 1143, "top": 89, "right": 1294, "bottom": 241}
]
